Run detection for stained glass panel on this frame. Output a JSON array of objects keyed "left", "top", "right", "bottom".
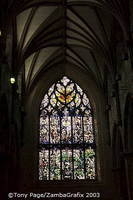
[
  {"left": 39, "top": 150, "right": 49, "bottom": 180},
  {"left": 73, "top": 116, "right": 83, "bottom": 143},
  {"left": 61, "top": 116, "right": 71, "bottom": 144},
  {"left": 85, "top": 148, "right": 96, "bottom": 179},
  {"left": 62, "top": 149, "right": 73, "bottom": 179},
  {"left": 40, "top": 116, "right": 49, "bottom": 144},
  {"left": 39, "top": 76, "right": 96, "bottom": 180},
  {"left": 74, "top": 149, "right": 85, "bottom": 179},
  {"left": 50, "top": 149, "right": 61, "bottom": 180},
  {"left": 50, "top": 116, "right": 60, "bottom": 144},
  {"left": 83, "top": 116, "right": 94, "bottom": 143}
]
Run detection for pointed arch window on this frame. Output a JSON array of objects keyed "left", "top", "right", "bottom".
[{"left": 39, "top": 76, "right": 96, "bottom": 180}]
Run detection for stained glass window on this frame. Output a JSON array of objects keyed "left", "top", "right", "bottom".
[{"left": 39, "top": 76, "right": 96, "bottom": 180}]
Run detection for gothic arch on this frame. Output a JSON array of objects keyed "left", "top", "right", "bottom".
[{"left": 20, "top": 62, "right": 111, "bottom": 195}]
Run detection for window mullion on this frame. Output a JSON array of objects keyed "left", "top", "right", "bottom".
[
  {"left": 60, "top": 115, "right": 62, "bottom": 180},
  {"left": 82, "top": 115, "right": 86, "bottom": 179},
  {"left": 92, "top": 110, "right": 97, "bottom": 180},
  {"left": 71, "top": 115, "right": 74, "bottom": 179},
  {"left": 48, "top": 114, "right": 51, "bottom": 180}
]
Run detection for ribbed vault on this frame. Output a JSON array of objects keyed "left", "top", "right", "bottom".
[{"left": 2, "top": 0, "right": 129, "bottom": 92}]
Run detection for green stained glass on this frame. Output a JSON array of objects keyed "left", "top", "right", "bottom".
[
  {"left": 74, "top": 150, "right": 85, "bottom": 179},
  {"left": 39, "top": 76, "right": 96, "bottom": 180},
  {"left": 85, "top": 148, "right": 96, "bottom": 179}
]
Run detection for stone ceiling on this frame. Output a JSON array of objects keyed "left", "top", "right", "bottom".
[{"left": 0, "top": 0, "right": 130, "bottom": 91}]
